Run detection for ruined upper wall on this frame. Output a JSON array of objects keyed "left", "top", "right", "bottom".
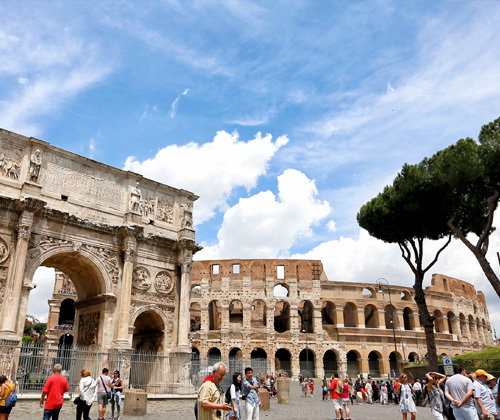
[
  {"left": 0, "top": 128, "right": 197, "bottom": 238},
  {"left": 191, "top": 259, "right": 328, "bottom": 284},
  {"left": 429, "top": 273, "right": 486, "bottom": 305}
]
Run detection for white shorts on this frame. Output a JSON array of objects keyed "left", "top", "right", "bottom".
[{"left": 332, "top": 398, "right": 342, "bottom": 411}]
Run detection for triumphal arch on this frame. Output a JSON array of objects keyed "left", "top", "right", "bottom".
[{"left": 0, "top": 128, "right": 199, "bottom": 388}]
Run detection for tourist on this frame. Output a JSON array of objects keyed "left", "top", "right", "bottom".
[
  {"left": 396, "top": 373, "right": 417, "bottom": 420},
  {"left": 372, "top": 380, "right": 379, "bottom": 403},
  {"left": 309, "top": 378, "right": 314, "bottom": 397},
  {"left": 242, "top": 367, "right": 261, "bottom": 420},
  {"left": 270, "top": 383, "right": 277, "bottom": 399},
  {"left": 328, "top": 372, "right": 343, "bottom": 420},
  {"left": 354, "top": 379, "right": 363, "bottom": 404},
  {"left": 341, "top": 377, "right": 352, "bottom": 420},
  {"left": 425, "top": 372, "right": 446, "bottom": 420},
  {"left": 301, "top": 378, "right": 308, "bottom": 397},
  {"left": 40, "top": 364, "right": 69, "bottom": 420},
  {"left": 473, "top": 369, "right": 499, "bottom": 420},
  {"left": 322, "top": 378, "right": 329, "bottom": 401},
  {"left": 228, "top": 372, "right": 242, "bottom": 420},
  {"left": 366, "top": 380, "right": 373, "bottom": 404},
  {"left": 0, "top": 375, "right": 15, "bottom": 420},
  {"left": 76, "top": 369, "right": 97, "bottom": 420},
  {"left": 110, "top": 370, "right": 124, "bottom": 420},
  {"left": 413, "top": 379, "right": 422, "bottom": 407},
  {"left": 444, "top": 366, "right": 476, "bottom": 420},
  {"left": 197, "top": 362, "right": 232, "bottom": 420},
  {"left": 96, "top": 368, "right": 112, "bottom": 420},
  {"left": 380, "top": 382, "right": 388, "bottom": 405}
]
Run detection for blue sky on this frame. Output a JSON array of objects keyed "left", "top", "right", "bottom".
[{"left": 2, "top": 1, "right": 500, "bottom": 340}]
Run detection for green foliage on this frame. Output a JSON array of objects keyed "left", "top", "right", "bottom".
[
  {"left": 33, "top": 323, "right": 47, "bottom": 335},
  {"left": 22, "top": 335, "right": 33, "bottom": 344},
  {"left": 24, "top": 322, "right": 32, "bottom": 334}
]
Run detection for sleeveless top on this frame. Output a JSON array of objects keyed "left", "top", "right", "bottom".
[
  {"left": 428, "top": 385, "right": 444, "bottom": 413},
  {"left": 0, "top": 382, "right": 13, "bottom": 407}
]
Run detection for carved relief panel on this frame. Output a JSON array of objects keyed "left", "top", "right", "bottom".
[
  {"left": 0, "top": 237, "right": 9, "bottom": 264},
  {"left": 0, "top": 140, "right": 24, "bottom": 180},
  {"left": 77, "top": 312, "right": 100, "bottom": 345},
  {"left": 132, "top": 266, "right": 151, "bottom": 290},
  {"left": 154, "top": 271, "right": 174, "bottom": 294}
]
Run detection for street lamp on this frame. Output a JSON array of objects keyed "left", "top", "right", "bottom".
[
  {"left": 302, "top": 325, "right": 309, "bottom": 378},
  {"left": 376, "top": 278, "right": 399, "bottom": 378}
]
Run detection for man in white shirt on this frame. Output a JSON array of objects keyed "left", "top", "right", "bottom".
[
  {"left": 474, "top": 369, "right": 500, "bottom": 420},
  {"left": 413, "top": 379, "right": 422, "bottom": 406}
]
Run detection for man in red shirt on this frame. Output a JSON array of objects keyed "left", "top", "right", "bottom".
[
  {"left": 40, "top": 364, "right": 69, "bottom": 420},
  {"left": 328, "top": 372, "right": 344, "bottom": 420}
]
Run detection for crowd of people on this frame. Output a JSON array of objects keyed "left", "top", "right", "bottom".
[{"left": 318, "top": 366, "right": 500, "bottom": 420}]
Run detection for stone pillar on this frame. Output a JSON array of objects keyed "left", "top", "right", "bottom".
[
  {"left": 114, "top": 228, "right": 139, "bottom": 347},
  {"left": 177, "top": 260, "right": 193, "bottom": 351},
  {"left": 335, "top": 308, "right": 344, "bottom": 328},
  {"left": 0, "top": 209, "right": 35, "bottom": 337},
  {"left": 277, "top": 377, "right": 290, "bottom": 404},
  {"left": 360, "top": 356, "right": 369, "bottom": 377},
  {"left": 356, "top": 310, "right": 365, "bottom": 328},
  {"left": 376, "top": 311, "right": 386, "bottom": 329},
  {"left": 412, "top": 313, "right": 422, "bottom": 332}
]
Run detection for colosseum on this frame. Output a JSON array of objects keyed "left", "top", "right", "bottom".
[{"left": 189, "top": 259, "right": 493, "bottom": 379}]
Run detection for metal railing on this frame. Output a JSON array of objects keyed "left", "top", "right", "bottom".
[{"left": 1, "top": 343, "right": 274, "bottom": 395}]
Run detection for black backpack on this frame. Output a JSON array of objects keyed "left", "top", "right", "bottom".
[{"left": 225, "top": 386, "right": 232, "bottom": 404}]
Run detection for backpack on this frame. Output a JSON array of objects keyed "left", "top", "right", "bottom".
[
  {"left": 336, "top": 379, "right": 344, "bottom": 395},
  {"left": 225, "top": 386, "right": 232, "bottom": 404},
  {"left": 4, "top": 384, "right": 17, "bottom": 408}
]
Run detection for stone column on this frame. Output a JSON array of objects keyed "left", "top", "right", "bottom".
[
  {"left": 335, "top": 308, "right": 344, "bottom": 328},
  {"left": 376, "top": 311, "right": 386, "bottom": 329},
  {"left": 176, "top": 260, "right": 193, "bottom": 351},
  {"left": 0, "top": 209, "right": 35, "bottom": 337},
  {"left": 114, "top": 229, "right": 138, "bottom": 347},
  {"left": 356, "top": 310, "right": 365, "bottom": 328}
]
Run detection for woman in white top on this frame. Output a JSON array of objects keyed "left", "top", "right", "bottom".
[
  {"left": 396, "top": 373, "right": 417, "bottom": 420},
  {"left": 76, "top": 369, "right": 97, "bottom": 420},
  {"left": 228, "top": 372, "right": 242, "bottom": 420}
]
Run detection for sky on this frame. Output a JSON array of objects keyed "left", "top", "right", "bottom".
[{"left": 2, "top": 1, "right": 500, "bottom": 340}]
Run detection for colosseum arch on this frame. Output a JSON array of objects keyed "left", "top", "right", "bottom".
[
  {"left": 299, "top": 348, "right": 315, "bottom": 378},
  {"left": 321, "top": 301, "right": 335, "bottom": 326},
  {"left": 368, "top": 350, "right": 382, "bottom": 377},
  {"left": 275, "top": 348, "right": 292, "bottom": 377},
  {"left": 209, "top": 300, "right": 222, "bottom": 330},
  {"left": 251, "top": 299, "right": 267, "bottom": 328},
  {"left": 364, "top": 304, "right": 379, "bottom": 328},
  {"left": 299, "top": 300, "right": 314, "bottom": 333},
  {"left": 384, "top": 304, "right": 399, "bottom": 329},
  {"left": 274, "top": 301, "right": 290, "bottom": 333},
  {"left": 403, "top": 307, "right": 414, "bottom": 331},
  {"left": 346, "top": 350, "right": 361, "bottom": 376},
  {"left": 323, "top": 349, "right": 339, "bottom": 377},
  {"left": 344, "top": 302, "right": 358, "bottom": 327},
  {"left": 433, "top": 309, "right": 445, "bottom": 333},
  {"left": 229, "top": 300, "right": 243, "bottom": 325},
  {"left": 190, "top": 302, "right": 201, "bottom": 332},
  {"left": 447, "top": 311, "right": 455, "bottom": 334}
]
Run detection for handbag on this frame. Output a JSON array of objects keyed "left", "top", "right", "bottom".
[
  {"left": 74, "top": 379, "right": 92, "bottom": 404},
  {"left": 4, "top": 384, "right": 17, "bottom": 408},
  {"left": 100, "top": 376, "right": 111, "bottom": 400}
]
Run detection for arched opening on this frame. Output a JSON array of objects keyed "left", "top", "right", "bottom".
[
  {"left": 364, "top": 304, "right": 379, "bottom": 328},
  {"left": 275, "top": 349, "right": 292, "bottom": 378},
  {"left": 58, "top": 298, "right": 75, "bottom": 326},
  {"left": 344, "top": 302, "right": 358, "bottom": 327},
  {"left": 459, "top": 313, "right": 467, "bottom": 337},
  {"left": 299, "top": 300, "right": 314, "bottom": 333},
  {"left": 384, "top": 304, "right": 399, "bottom": 329},
  {"left": 321, "top": 301, "right": 335, "bottom": 325},
  {"left": 190, "top": 302, "right": 201, "bottom": 331},
  {"left": 346, "top": 350, "right": 360, "bottom": 377},
  {"left": 468, "top": 315, "right": 476, "bottom": 340},
  {"left": 229, "top": 300, "right": 243, "bottom": 325},
  {"left": 274, "top": 301, "right": 290, "bottom": 333},
  {"left": 434, "top": 309, "right": 444, "bottom": 333},
  {"left": 251, "top": 299, "right": 266, "bottom": 328},
  {"left": 408, "top": 352, "right": 418, "bottom": 363},
  {"left": 403, "top": 307, "right": 413, "bottom": 331},
  {"left": 229, "top": 347, "right": 243, "bottom": 373},
  {"left": 447, "top": 311, "right": 455, "bottom": 334},
  {"left": 251, "top": 348, "right": 267, "bottom": 376},
  {"left": 273, "top": 284, "right": 289, "bottom": 297},
  {"left": 368, "top": 351, "right": 382, "bottom": 377},
  {"left": 57, "top": 333, "right": 74, "bottom": 370},
  {"left": 208, "top": 347, "right": 222, "bottom": 365},
  {"left": 362, "top": 287, "right": 374, "bottom": 298},
  {"left": 208, "top": 300, "right": 222, "bottom": 330},
  {"left": 389, "top": 351, "right": 402, "bottom": 377},
  {"left": 323, "top": 350, "right": 338, "bottom": 378},
  {"left": 401, "top": 290, "right": 411, "bottom": 301},
  {"left": 299, "top": 348, "right": 315, "bottom": 378},
  {"left": 131, "top": 310, "right": 165, "bottom": 390}
]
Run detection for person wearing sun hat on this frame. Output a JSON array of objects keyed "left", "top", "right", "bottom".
[{"left": 474, "top": 369, "right": 500, "bottom": 420}]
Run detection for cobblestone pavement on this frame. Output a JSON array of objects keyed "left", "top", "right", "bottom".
[{"left": 12, "top": 383, "right": 436, "bottom": 420}]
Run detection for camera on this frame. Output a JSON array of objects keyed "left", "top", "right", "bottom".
[{"left": 216, "top": 410, "right": 221, "bottom": 417}]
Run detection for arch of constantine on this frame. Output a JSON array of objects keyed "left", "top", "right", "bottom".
[
  {"left": 190, "top": 259, "right": 494, "bottom": 379},
  {"left": 0, "top": 128, "right": 198, "bottom": 391}
]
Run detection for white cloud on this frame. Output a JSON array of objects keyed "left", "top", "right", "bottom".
[
  {"left": 27, "top": 267, "right": 55, "bottom": 322},
  {"left": 18, "top": 77, "right": 28, "bottom": 85},
  {"left": 228, "top": 107, "right": 275, "bottom": 127},
  {"left": 124, "top": 131, "right": 288, "bottom": 224},
  {"left": 326, "top": 220, "right": 337, "bottom": 232},
  {"left": 387, "top": 82, "right": 394, "bottom": 93},
  {"left": 170, "top": 88, "right": 189, "bottom": 118},
  {"left": 196, "top": 169, "right": 331, "bottom": 259}
]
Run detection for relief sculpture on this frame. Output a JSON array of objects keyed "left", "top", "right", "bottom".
[
  {"left": 181, "top": 203, "right": 193, "bottom": 228},
  {"left": 0, "top": 238, "right": 9, "bottom": 264},
  {"left": 0, "top": 143, "right": 22, "bottom": 180},
  {"left": 77, "top": 312, "right": 100, "bottom": 346},
  {"left": 156, "top": 198, "right": 173, "bottom": 224},
  {"left": 154, "top": 271, "right": 174, "bottom": 294},
  {"left": 129, "top": 182, "right": 142, "bottom": 213},
  {"left": 28, "top": 149, "right": 43, "bottom": 182},
  {"left": 132, "top": 266, "right": 151, "bottom": 290}
]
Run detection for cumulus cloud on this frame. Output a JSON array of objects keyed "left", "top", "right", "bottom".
[
  {"left": 196, "top": 169, "right": 331, "bottom": 259},
  {"left": 326, "top": 220, "right": 337, "bottom": 232},
  {"left": 124, "top": 131, "right": 288, "bottom": 224},
  {"left": 18, "top": 77, "right": 28, "bottom": 85},
  {"left": 27, "top": 266, "right": 56, "bottom": 323}
]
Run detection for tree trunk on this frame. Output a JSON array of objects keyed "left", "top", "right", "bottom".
[
  {"left": 473, "top": 248, "right": 500, "bottom": 298},
  {"left": 413, "top": 271, "right": 439, "bottom": 371}
]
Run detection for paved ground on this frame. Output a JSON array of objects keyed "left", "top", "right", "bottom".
[{"left": 12, "top": 383, "right": 436, "bottom": 420}]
